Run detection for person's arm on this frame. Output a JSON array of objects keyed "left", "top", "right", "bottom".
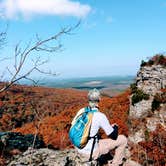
[
  {"left": 108, "top": 125, "right": 118, "bottom": 140},
  {"left": 99, "top": 113, "right": 118, "bottom": 140}
]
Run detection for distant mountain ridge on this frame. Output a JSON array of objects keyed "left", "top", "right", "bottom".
[{"left": 21, "top": 75, "right": 135, "bottom": 90}]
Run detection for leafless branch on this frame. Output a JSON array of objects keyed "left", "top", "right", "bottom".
[
  {"left": 0, "top": 22, "right": 8, "bottom": 49},
  {"left": 0, "top": 31, "right": 7, "bottom": 49},
  {"left": 6, "top": 67, "right": 13, "bottom": 76},
  {"left": 0, "top": 21, "right": 80, "bottom": 93},
  {"left": 35, "top": 68, "right": 55, "bottom": 75},
  {"left": 23, "top": 76, "right": 39, "bottom": 85}
]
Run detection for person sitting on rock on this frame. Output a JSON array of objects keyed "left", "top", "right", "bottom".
[{"left": 75, "top": 88, "right": 128, "bottom": 166}]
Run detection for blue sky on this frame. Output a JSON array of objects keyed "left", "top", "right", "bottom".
[{"left": 0, "top": 0, "right": 166, "bottom": 79}]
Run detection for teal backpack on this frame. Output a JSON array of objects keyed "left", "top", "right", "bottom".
[{"left": 69, "top": 107, "right": 97, "bottom": 149}]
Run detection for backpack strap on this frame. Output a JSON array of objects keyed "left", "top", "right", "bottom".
[
  {"left": 87, "top": 106, "right": 99, "bottom": 162},
  {"left": 89, "top": 134, "right": 98, "bottom": 162}
]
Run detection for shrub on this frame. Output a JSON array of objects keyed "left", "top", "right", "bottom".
[
  {"left": 139, "top": 125, "right": 166, "bottom": 166},
  {"left": 141, "top": 54, "right": 166, "bottom": 67},
  {"left": 158, "top": 55, "right": 166, "bottom": 66},
  {"left": 148, "top": 59, "right": 154, "bottom": 66},
  {"left": 152, "top": 98, "right": 160, "bottom": 111},
  {"left": 130, "top": 83, "right": 137, "bottom": 93},
  {"left": 132, "top": 89, "right": 149, "bottom": 105},
  {"left": 152, "top": 92, "right": 166, "bottom": 111},
  {"left": 144, "top": 129, "right": 150, "bottom": 141},
  {"left": 141, "top": 60, "right": 147, "bottom": 67},
  {"left": 130, "top": 83, "right": 149, "bottom": 105}
]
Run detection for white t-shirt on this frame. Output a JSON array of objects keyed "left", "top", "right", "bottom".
[{"left": 76, "top": 107, "right": 114, "bottom": 155}]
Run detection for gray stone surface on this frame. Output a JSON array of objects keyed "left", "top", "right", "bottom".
[
  {"left": 7, "top": 148, "right": 97, "bottom": 166},
  {"left": 129, "top": 97, "right": 153, "bottom": 118},
  {"left": 128, "top": 129, "right": 145, "bottom": 143},
  {"left": 129, "top": 64, "right": 166, "bottom": 143},
  {"left": 136, "top": 65, "right": 166, "bottom": 95},
  {"left": 7, "top": 148, "right": 141, "bottom": 166}
]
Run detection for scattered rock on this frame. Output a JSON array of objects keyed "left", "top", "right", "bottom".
[
  {"left": 128, "top": 129, "right": 145, "bottom": 143},
  {"left": 7, "top": 148, "right": 97, "bottom": 166},
  {"left": 129, "top": 97, "right": 153, "bottom": 118},
  {"left": 7, "top": 148, "right": 141, "bottom": 166}
]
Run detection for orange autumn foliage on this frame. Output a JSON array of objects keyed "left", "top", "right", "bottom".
[
  {"left": 138, "top": 125, "right": 166, "bottom": 166},
  {"left": 13, "top": 88, "right": 130, "bottom": 149},
  {"left": 0, "top": 83, "right": 88, "bottom": 131},
  {"left": 1, "top": 82, "right": 165, "bottom": 165}
]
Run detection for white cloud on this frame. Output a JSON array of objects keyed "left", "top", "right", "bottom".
[{"left": 0, "top": 0, "right": 91, "bottom": 19}]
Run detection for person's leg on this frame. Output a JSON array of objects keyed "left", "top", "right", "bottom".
[
  {"left": 98, "top": 135, "right": 127, "bottom": 166},
  {"left": 111, "top": 135, "right": 127, "bottom": 165}
]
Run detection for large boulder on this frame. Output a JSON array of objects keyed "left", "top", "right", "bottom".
[{"left": 136, "top": 65, "right": 166, "bottom": 95}]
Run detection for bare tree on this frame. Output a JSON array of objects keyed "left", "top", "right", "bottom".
[
  {"left": 0, "top": 31, "right": 6, "bottom": 49},
  {"left": 0, "top": 22, "right": 80, "bottom": 93},
  {"left": 0, "top": 22, "right": 7, "bottom": 50}
]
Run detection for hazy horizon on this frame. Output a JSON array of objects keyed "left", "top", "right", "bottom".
[{"left": 19, "top": 75, "right": 135, "bottom": 93}]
